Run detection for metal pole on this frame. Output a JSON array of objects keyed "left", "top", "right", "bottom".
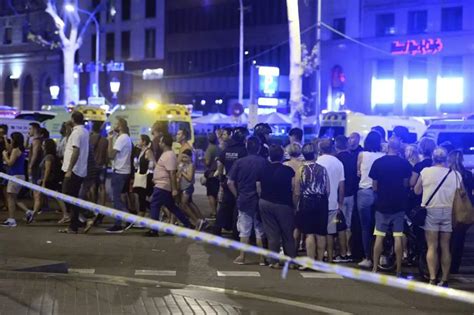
[
  {"left": 238, "top": 0, "right": 244, "bottom": 105},
  {"left": 315, "top": 0, "right": 322, "bottom": 134}
]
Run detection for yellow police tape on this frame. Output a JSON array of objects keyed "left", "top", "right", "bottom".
[{"left": 2, "top": 172, "right": 474, "bottom": 305}]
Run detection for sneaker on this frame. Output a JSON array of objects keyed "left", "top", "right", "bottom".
[
  {"left": 259, "top": 258, "right": 268, "bottom": 266},
  {"left": 25, "top": 210, "right": 34, "bottom": 224},
  {"left": 1, "top": 219, "right": 17, "bottom": 227},
  {"left": 57, "top": 216, "right": 71, "bottom": 224},
  {"left": 269, "top": 263, "right": 281, "bottom": 269},
  {"left": 233, "top": 256, "right": 245, "bottom": 265},
  {"left": 358, "top": 259, "right": 373, "bottom": 269},
  {"left": 437, "top": 281, "right": 449, "bottom": 288},
  {"left": 333, "top": 255, "right": 350, "bottom": 263},
  {"left": 195, "top": 219, "right": 205, "bottom": 231},
  {"left": 106, "top": 225, "right": 124, "bottom": 234},
  {"left": 345, "top": 255, "right": 354, "bottom": 262},
  {"left": 429, "top": 279, "right": 437, "bottom": 285}
]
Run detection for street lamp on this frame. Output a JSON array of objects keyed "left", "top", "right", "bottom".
[
  {"left": 65, "top": 4, "right": 100, "bottom": 98},
  {"left": 49, "top": 85, "right": 60, "bottom": 101},
  {"left": 110, "top": 77, "right": 120, "bottom": 108}
]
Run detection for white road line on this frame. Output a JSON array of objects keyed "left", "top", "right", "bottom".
[
  {"left": 300, "top": 272, "right": 344, "bottom": 279},
  {"left": 134, "top": 270, "right": 177, "bottom": 276},
  {"left": 217, "top": 271, "right": 261, "bottom": 277},
  {"left": 68, "top": 268, "right": 96, "bottom": 274}
]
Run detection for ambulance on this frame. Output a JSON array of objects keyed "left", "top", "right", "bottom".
[
  {"left": 108, "top": 102, "right": 194, "bottom": 150},
  {"left": 317, "top": 111, "right": 427, "bottom": 143},
  {"left": 423, "top": 118, "right": 474, "bottom": 169},
  {"left": 41, "top": 105, "right": 107, "bottom": 140}
]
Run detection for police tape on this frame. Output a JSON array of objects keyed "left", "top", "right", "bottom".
[{"left": 2, "top": 172, "right": 474, "bottom": 305}]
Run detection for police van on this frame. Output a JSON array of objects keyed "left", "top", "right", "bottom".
[
  {"left": 423, "top": 118, "right": 474, "bottom": 169},
  {"left": 108, "top": 103, "right": 194, "bottom": 150},
  {"left": 317, "top": 111, "right": 427, "bottom": 143}
]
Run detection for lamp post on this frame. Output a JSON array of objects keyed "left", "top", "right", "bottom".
[
  {"left": 110, "top": 77, "right": 120, "bottom": 109},
  {"left": 49, "top": 85, "right": 60, "bottom": 104},
  {"left": 238, "top": 0, "right": 244, "bottom": 105},
  {"left": 65, "top": 4, "right": 100, "bottom": 98}
]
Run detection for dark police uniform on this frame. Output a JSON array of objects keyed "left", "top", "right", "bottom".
[{"left": 213, "top": 139, "right": 247, "bottom": 237}]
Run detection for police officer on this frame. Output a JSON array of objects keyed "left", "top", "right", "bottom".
[
  {"left": 213, "top": 127, "right": 248, "bottom": 238},
  {"left": 253, "top": 123, "right": 272, "bottom": 160}
]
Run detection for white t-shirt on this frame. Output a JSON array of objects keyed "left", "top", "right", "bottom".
[
  {"left": 359, "top": 151, "right": 385, "bottom": 189},
  {"left": 420, "top": 166, "right": 461, "bottom": 209},
  {"left": 62, "top": 125, "right": 89, "bottom": 178},
  {"left": 317, "top": 154, "right": 345, "bottom": 210},
  {"left": 113, "top": 134, "right": 132, "bottom": 174}
]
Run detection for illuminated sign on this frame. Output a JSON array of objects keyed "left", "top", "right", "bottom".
[
  {"left": 258, "top": 66, "right": 279, "bottom": 98},
  {"left": 391, "top": 38, "right": 443, "bottom": 56}
]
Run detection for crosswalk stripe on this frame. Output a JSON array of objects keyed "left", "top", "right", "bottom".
[
  {"left": 300, "top": 272, "right": 344, "bottom": 279},
  {"left": 68, "top": 268, "right": 96, "bottom": 274},
  {"left": 217, "top": 271, "right": 261, "bottom": 277},
  {"left": 134, "top": 270, "right": 177, "bottom": 276}
]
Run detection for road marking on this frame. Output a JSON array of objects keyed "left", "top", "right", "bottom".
[
  {"left": 217, "top": 271, "right": 261, "bottom": 277},
  {"left": 68, "top": 268, "right": 95, "bottom": 274},
  {"left": 134, "top": 270, "right": 177, "bottom": 276},
  {"left": 300, "top": 272, "right": 344, "bottom": 279}
]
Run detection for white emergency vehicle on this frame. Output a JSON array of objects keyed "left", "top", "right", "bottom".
[
  {"left": 316, "top": 111, "right": 427, "bottom": 143},
  {"left": 423, "top": 118, "right": 474, "bottom": 169}
]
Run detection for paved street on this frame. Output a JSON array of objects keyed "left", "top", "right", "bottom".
[{"left": 1, "top": 179, "right": 474, "bottom": 314}]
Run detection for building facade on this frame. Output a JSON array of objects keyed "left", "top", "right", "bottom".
[
  {"left": 0, "top": 1, "right": 61, "bottom": 110},
  {"left": 321, "top": 0, "right": 474, "bottom": 115}
]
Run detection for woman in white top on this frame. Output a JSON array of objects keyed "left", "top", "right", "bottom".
[
  {"left": 357, "top": 131, "right": 385, "bottom": 268},
  {"left": 414, "top": 147, "right": 461, "bottom": 287}
]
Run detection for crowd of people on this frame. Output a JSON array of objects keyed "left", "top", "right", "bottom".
[{"left": 0, "top": 111, "right": 473, "bottom": 288}]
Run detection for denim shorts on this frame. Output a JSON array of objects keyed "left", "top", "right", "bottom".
[
  {"left": 423, "top": 208, "right": 452, "bottom": 233},
  {"left": 183, "top": 184, "right": 194, "bottom": 196},
  {"left": 374, "top": 211, "right": 404, "bottom": 237},
  {"left": 327, "top": 209, "right": 338, "bottom": 234},
  {"left": 237, "top": 211, "right": 265, "bottom": 239},
  {"left": 341, "top": 196, "right": 354, "bottom": 229}
]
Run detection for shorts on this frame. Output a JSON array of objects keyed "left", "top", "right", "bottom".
[
  {"left": 341, "top": 196, "right": 354, "bottom": 229},
  {"left": 423, "top": 208, "right": 452, "bottom": 233},
  {"left": 327, "top": 209, "right": 338, "bottom": 234},
  {"left": 374, "top": 211, "right": 404, "bottom": 237},
  {"left": 7, "top": 175, "right": 25, "bottom": 194},
  {"left": 295, "top": 195, "right": 328, "bottom": 236},
  {"left": 96, "top": 167, "right": 107, "bottom": 186},
  {"left": 183, "top": 184, "right": 194, "bottom": 197},
  {"left": 206, "top": 177, "right": 219, "bottom": 197},
  {"left": 30, "top": 168, "right": 41, "bottom": 185},
  {"left": 237, "top": 211, "right": 265, "bottom": 239},
  {"left": 44, "top": 181, "right": 60, "bottom": 191}
]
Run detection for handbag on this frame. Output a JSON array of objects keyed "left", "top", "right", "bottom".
[
  {"left": 410, "top": 169, "right": 452, "bottom": 226},
  {"left": 133, "top": 172, "right": 148, "bottom": 189},
  {"left": 452, "top": 172, "right": 474, "bottom": 227}
]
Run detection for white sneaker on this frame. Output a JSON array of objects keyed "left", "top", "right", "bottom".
[
  {"left": 1, "top": 219, "right": 17, "bottom": 228},
  {"left": 358, "top": 259, "right": 373, "bottom": 268}
]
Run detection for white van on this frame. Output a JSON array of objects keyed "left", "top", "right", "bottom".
[
  {"left": 423, "top": 119, "right": 474, "bottom": 169},
  {"left": 0, "top": 118, "right": 41, "bottom": 139},
  {"left": 317, "top": 111, "right": 427, "bottom": 143}
]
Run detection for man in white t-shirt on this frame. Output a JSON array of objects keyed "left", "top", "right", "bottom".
[
  {"left": 317, "top": 139, "right": 348, "bottom": 263},
  {"left": 106, "top": 118, "right": 132, "bottom": 233},
  {"left": 59, "top": 111, "right": 89, "bottom": 234}
]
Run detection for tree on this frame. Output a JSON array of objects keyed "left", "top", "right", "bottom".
[{"left": 286, "top": 0, "right": 303, "bottom": 129}]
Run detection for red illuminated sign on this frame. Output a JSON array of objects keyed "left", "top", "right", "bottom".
[{"left": 391, "top": 38, "right": 443, "bottom": 56}]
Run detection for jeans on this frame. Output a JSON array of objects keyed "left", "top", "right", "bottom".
[
  {"left": 342, "top": 196, "right": 355, "bottom": 229},
  {"left": 111, "top": 172, "right": 130, "bottom": 227},
  {"left": 150, "top": 187, "right": 191, "bottom": 228},
  {"left": 259, "top": 199, "right": 296, "bottom": 263},
  {"left": 63, "top": 172, "right": 84, "bottom": 231},
  {"left": 357, "top": 188, "right": 375, "bottom": 258}
]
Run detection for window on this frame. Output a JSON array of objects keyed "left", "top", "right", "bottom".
[
  {"left": 106, "top": 32, "right": 115, "bottom": 61},
  {"left": 442, "top": 7, "right": 462, "bottom": 31},
  {"left": 91, "top": 34, "right": 97, "bottom": 60},
  {"left": 145, "top": 0, "right": 156, "bottom": 18},
  {"left": 407, "top": 10, "right": 427, "bottom": 34},
  {"left": 442, "top": 56, "right": 463, "bottom": 77},
  {"left": 122, "top": 0, "right": 131, "bottom": 21},
  {"left": 145, "top": 28, "right": 156, "bottom": 59},
  {"left": 3, "top": 27, "right": 12, "bottom": 44},
  {"left": 437, "top": 133, "right": 474, "bottom": 154},
  {"left": 375, "top": 13, "right": 395, "bottom": 36},
  {"left": 372, "top": 60, "right": 395, "bottom": 107},
  {"left": 332, "top": 18, "right": 346, "bottom": 39},
  {"left": 121, "top": 31, "right": 130, "bottom": 60},
  {"left": 106, "top": 0, "right": 116, "bottom": 23}
]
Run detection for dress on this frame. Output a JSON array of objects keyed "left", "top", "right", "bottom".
[{"left": 295, "top": 161, "right": 330, "bottom": 235}]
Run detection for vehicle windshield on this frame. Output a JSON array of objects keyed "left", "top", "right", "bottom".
[
  {"left": 437, "top": 133, "right": 474, "bottom": 155},
  {"left": 318, "top": 126, "right": 345, "bottom": 139}
]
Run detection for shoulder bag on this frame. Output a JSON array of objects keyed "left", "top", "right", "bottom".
[
  {"left": 452, "top": 171, "right": 474, "bottom": 227},
  {"left": 410, "top": 169, "right": 452, "bottom": 226}
]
